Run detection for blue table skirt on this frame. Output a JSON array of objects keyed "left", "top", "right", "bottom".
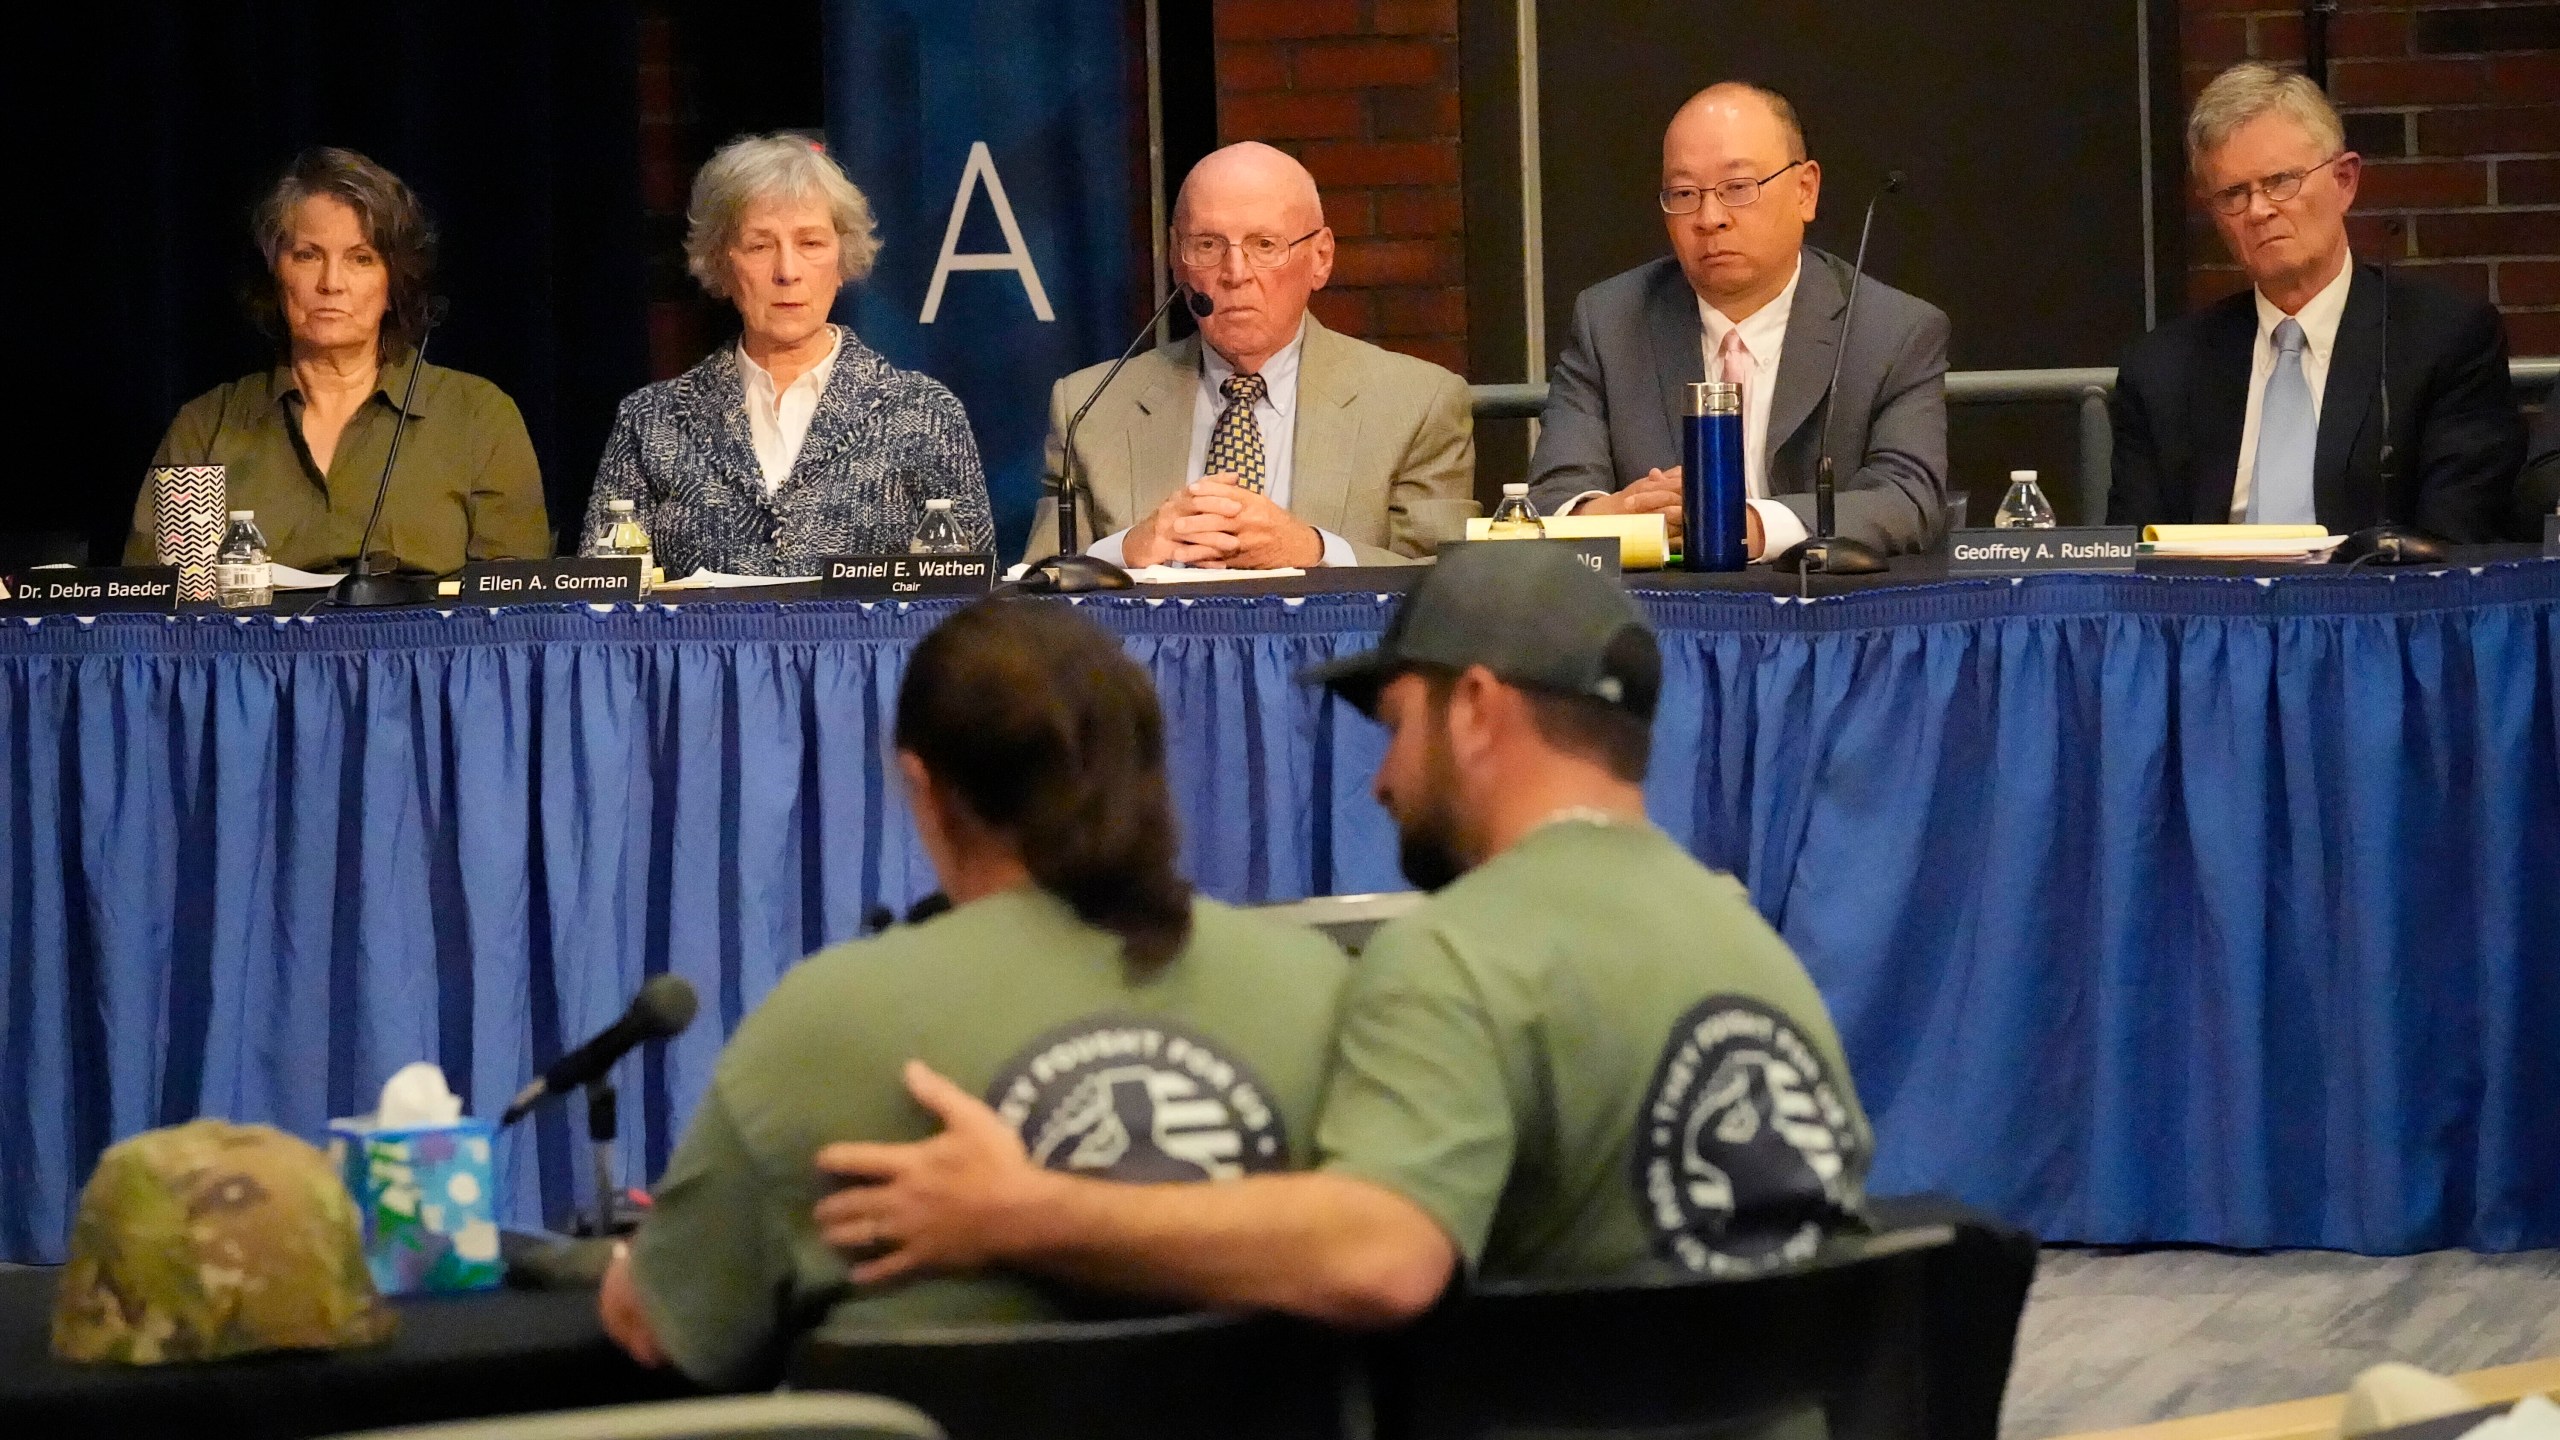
[{"left": 3, "top": 563, "right": 2555, "bottom": 1261}]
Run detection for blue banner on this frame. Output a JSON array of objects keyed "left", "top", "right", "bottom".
[{"left": 824, "top": 2, "right": 1144, "bottom": 560}]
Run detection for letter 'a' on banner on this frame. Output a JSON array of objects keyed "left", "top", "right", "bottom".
[{"left": 824, "top": 2, "right": 1144, "bottom": 561}]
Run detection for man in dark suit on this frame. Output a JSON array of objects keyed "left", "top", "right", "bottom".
[
  {"left": 1526, "top": 83, "right": 1947, "bottom": 560},
  {"left": 2521, "top": 402, "right": 2559, "bottom": 535},
  {"left": 2109, "top": 63, "right": 2524, "bottom": 540}
]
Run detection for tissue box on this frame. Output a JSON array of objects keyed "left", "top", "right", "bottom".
[{"left": 326, "top": 1116, "right": 505, "bottom": 1294}]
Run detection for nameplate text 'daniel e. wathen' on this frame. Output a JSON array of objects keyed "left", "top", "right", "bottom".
[{"left": 821, "top": 553, "right": 998, "bottom": 599}]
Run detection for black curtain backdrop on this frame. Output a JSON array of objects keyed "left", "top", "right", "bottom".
[{"left": 45, "top": 3, "right": 648, "bottom": 565}]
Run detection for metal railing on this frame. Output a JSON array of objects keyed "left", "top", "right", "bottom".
[{"left": 1473, "top": 357, "right": 2560, "bottom": 525}]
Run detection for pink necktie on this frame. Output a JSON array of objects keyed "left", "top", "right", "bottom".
[{"left": 1718, "top": 327, "right": 1753, "bottom": 390}]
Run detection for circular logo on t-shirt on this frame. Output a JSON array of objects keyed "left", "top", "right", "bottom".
[
  {"left": 1632, "top": 994, "right": 1867, "bottom": 1276},
  {"left": 984, "top": 1016, "right": 1289, "bottom": 1182}
]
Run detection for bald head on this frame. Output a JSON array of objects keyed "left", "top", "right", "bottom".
[
  {"left": 1658, "top": 81, "right": 1820, "bottom": 320},
  {"left": 1666, "top": 82, "right": 1807, "bottom": 166},
  {"left": 1174, "top": 141, "right": 1325, "bottom": 234},
  {"left": 1170, "top": 141, "right": 1336, "bottom": 375}
]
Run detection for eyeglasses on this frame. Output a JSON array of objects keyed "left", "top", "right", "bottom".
[
  {"left": 2205, "top": 154, "right": 2345, "bottom": 215},
  {"left": 1660, "top": 160, "right": 1804, "bottom": 215},
  {"left": 1175, "top": 228, "right": 1324, "bottom": 271}
]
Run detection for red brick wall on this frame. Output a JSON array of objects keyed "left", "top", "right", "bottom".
[
  {"left": 1213, "top": 0, "right": 1469, "bottom": 374},
  {"left": 2181, "top": 1, "right": 2560, "bottom": 355}
]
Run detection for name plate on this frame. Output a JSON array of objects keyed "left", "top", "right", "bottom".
[
  {"left": 2545, "top": 514, "right": 2558, "bottom": 557},
  {"left": 1439, "top": 536, "right": 1622, "bottom": 578},
  {"left": 455, "top": 557, "right": 643, "bottom": 603},
  {"left": 1948, "top": 527, "right": 2140, "bottom": 575},
  {"left": 820, "top": 552, "right": 997, "bottom": 599},
  {"left": 0, "top": 566, "right": 179, "bottom": 612}
]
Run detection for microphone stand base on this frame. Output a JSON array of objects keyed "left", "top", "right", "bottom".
[
  {"left": 1015, "top": 554, "right": 1135, "bottom": 594},
  {"left": 1771, "top": 536, "right": 1888, "bottom": 576},
  {"left": 329, "top": 571, "right": 438, "bottom": 608},
  {"left": 2333, "top": 526, "right": 2447, "bottom": 568}
]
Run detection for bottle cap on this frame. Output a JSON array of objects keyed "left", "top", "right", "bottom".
[
  {"left": 1502, "top": 483, "right": 1528, "bottom": 497},
  {"left": 228, "top": 510, "right": 253, "bottom": 521},
  {"left": 925, "top": 498, "right": 953, "bottom": 510},
  {"left": 2010, "top": 470, "right": 2038, "bottom": 482},
  {"left": 608, "top": 498, "right": 635, "bottom": 512}
]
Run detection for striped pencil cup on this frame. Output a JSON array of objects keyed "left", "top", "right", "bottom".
[{"left": 149, "top": 465, "right": 227, "bottom": 602}]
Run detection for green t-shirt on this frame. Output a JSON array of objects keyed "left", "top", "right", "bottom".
[
  {"left": 1316, "top": 818, "right": 1871, "bottom": 1282},
  {"left": 632, "top": 889, "right": 1347, "bottom": 1386}
]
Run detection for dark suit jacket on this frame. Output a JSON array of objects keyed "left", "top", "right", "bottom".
[
  {"left": 1526, "top": 248, "right": 1949, "bottom": 556},
  {"left": 2107, "top": 265, "right": 2524, "bottom": 541},
  {"left": 2521, "top": 400, "right": 2559, "bottom": 536}
]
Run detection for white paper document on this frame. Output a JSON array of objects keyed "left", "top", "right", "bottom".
[
  {"left": 654, "top": 570, "right": 818, "bottom": 591},
  {"left": 269, "top": 564, "right": 344, "bottom": 590}
]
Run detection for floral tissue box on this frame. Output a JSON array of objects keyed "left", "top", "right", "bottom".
[{"left": 326, "top": 1116, "right": 505, "bottom": 1294}]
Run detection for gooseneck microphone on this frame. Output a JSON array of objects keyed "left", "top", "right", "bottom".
[
  {"left": 500, "top": 973, "right": 699, "bottom": 1126},
  {"left": 331, "top": 298, "right": 452, "bottom": 608},
  {"left": 2337, "top": 224, "right": 2446, "bottom": 569},
  {"left": 1774, "top": 170, "right": 1904, "bottom": 579},
  {"left": 1019, "top": 285, "right": 1218, "bottom": 595}
]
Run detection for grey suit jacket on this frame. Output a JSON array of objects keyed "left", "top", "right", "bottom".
[
  {"left": 1022, "top": 314, "right": 1477, "bottom": 567},
  {"left": 1526, "top": 248, "right": 1949, "bottom": 556}
]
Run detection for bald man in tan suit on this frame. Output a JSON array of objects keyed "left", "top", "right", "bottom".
[{"left": 1023, "top": 143, "right": 1477, "bottom": 569}]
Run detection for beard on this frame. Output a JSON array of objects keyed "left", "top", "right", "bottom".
[
  {"left": 1396, "top": 815, "right": 1466, "bottom": 893},
  {"left": 1391, "top": 722, "right": 1469, "bottom": 892}
]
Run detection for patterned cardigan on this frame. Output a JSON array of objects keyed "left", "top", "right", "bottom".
[{"left": 580, "top": 329, "right": 994, "bottom": 576}]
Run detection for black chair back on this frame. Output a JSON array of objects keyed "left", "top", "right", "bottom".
[
  {"left": 790, "top": 1310, "right": 1350, "bottom": 1440},
  {"left": 1372, "top": 1224, "right": 1995, "bottom": 1440}
]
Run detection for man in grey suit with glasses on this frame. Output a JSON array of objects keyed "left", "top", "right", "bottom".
[{"left": 1526, "top": 83, "right": 1949, "bottom": 560}]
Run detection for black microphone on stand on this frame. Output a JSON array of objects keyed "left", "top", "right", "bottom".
[
  {"left": 331, "top": 298, "right": 452, "bottom": 608},
  {"left": 1774, "top": 170, "right": 1904, "bottom": 578},
  {"left": 500, "top": 973, "right": 699, "bottom": 1126},
  {"left": 2336, "top": 221, "right": 2445, "bottom": 569},
  {"left": 1019, "top": 285, "right": 1217, "bottom": 594}
]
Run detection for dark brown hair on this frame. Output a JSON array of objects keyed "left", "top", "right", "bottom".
[
  {"left": 895, "top": 599, "right": 1193, "bottom": 971},
  {"left": 247, "top": 147, "right": 439, "bottom": 360}
]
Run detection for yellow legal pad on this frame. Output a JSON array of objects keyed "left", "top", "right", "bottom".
[{"left": 1463, "top": 514, "right": 1671, "bottom": 570}]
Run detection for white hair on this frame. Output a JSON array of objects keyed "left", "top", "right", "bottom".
[
  {"left": 2186, "top": 63, "right": 2345, "bottom": 168},
  {"left": 684, "top": 134, "right": 881, "bottom": 298}
]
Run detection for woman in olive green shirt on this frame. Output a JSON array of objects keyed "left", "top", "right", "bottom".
[{"left": 127, "top": 147, "right": 549, "bottom": 574}]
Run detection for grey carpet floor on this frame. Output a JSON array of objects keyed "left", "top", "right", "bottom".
[{"left": 2003, "top": 1247, "right": 2560, "bottom": 1440}]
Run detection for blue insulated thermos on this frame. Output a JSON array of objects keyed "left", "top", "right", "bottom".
[{"left": 1683, "top": 380, "right": 1747, "bottom": 571}]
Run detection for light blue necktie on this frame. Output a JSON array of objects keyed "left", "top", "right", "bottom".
[{"left": 2249, "top": 317, "right": 2315, "bottom": 525}]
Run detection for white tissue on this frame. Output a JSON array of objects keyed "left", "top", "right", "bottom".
[
  {"left": 2463, "top": 1396, "right": 2560, "bottom": 1440},
  {"left": 376, "top": 1061, "right": 464, "bottom": 1127}
]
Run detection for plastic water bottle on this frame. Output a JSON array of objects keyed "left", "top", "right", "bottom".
[
  {"left": 214, "top": 511, "right": 272, "bottom": 609},
  {"left": 1994, "top": 470, "right": 2058, "bottom": 529},
  {"left": 1486, "top": 483, "right": 1545, "bottom": 538},
  {"left": 909, "top": 497, "right": 967, "bottom": 554},
  {"left": 602, "top": 498, "right": 656, "bottom": 594}
]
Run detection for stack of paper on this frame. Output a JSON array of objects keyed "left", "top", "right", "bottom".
[{"left": 2140, "top": 524, "right": 2344, "bottom": 560}]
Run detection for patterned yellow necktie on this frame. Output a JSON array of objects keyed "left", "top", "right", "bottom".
[{"left": 1204, "top": 372, "right": 1269, "bottom": 494}]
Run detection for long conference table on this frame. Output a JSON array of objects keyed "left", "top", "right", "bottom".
[{"left": 1, "top": 551, "right": 2553, "bottom": 1264}]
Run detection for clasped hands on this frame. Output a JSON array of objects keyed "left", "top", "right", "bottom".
[
  {"left": 1575, "top": 468, "right": 1765, "bottom": 559},
  {"left": 1122, "top": 473, "right": 1323, "bottom": 569}
]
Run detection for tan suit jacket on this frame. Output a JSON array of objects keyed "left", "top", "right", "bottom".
[{"left": 1021, "top": 315, "right": 1477, "bottom": 567}]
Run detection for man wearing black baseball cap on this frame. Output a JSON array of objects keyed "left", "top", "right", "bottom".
[{"left": 812, "top": 545, "right": 1871, "bottom": 1322}]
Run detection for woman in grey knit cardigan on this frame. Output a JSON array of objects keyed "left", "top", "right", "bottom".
[{"left": 582, "top": 135, "right": 993, "bottom": 577}]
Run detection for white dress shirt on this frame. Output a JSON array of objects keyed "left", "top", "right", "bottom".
[
  {"left": 2228, "top": 254, "right": 2354, "bottom": 522},
  {"left": 1090, "top": 318, "right": 1357, "bottom": 567},
  {"left": 739, "top": 325, "right": 843, "bottom": 494},
  {"left": 1559, "top": 259, "right": 1810, "bottom": 558}
]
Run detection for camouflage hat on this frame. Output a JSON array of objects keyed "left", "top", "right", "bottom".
[{"left": 51, "top": 1119, "right": 397, "bottom": 1364}]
